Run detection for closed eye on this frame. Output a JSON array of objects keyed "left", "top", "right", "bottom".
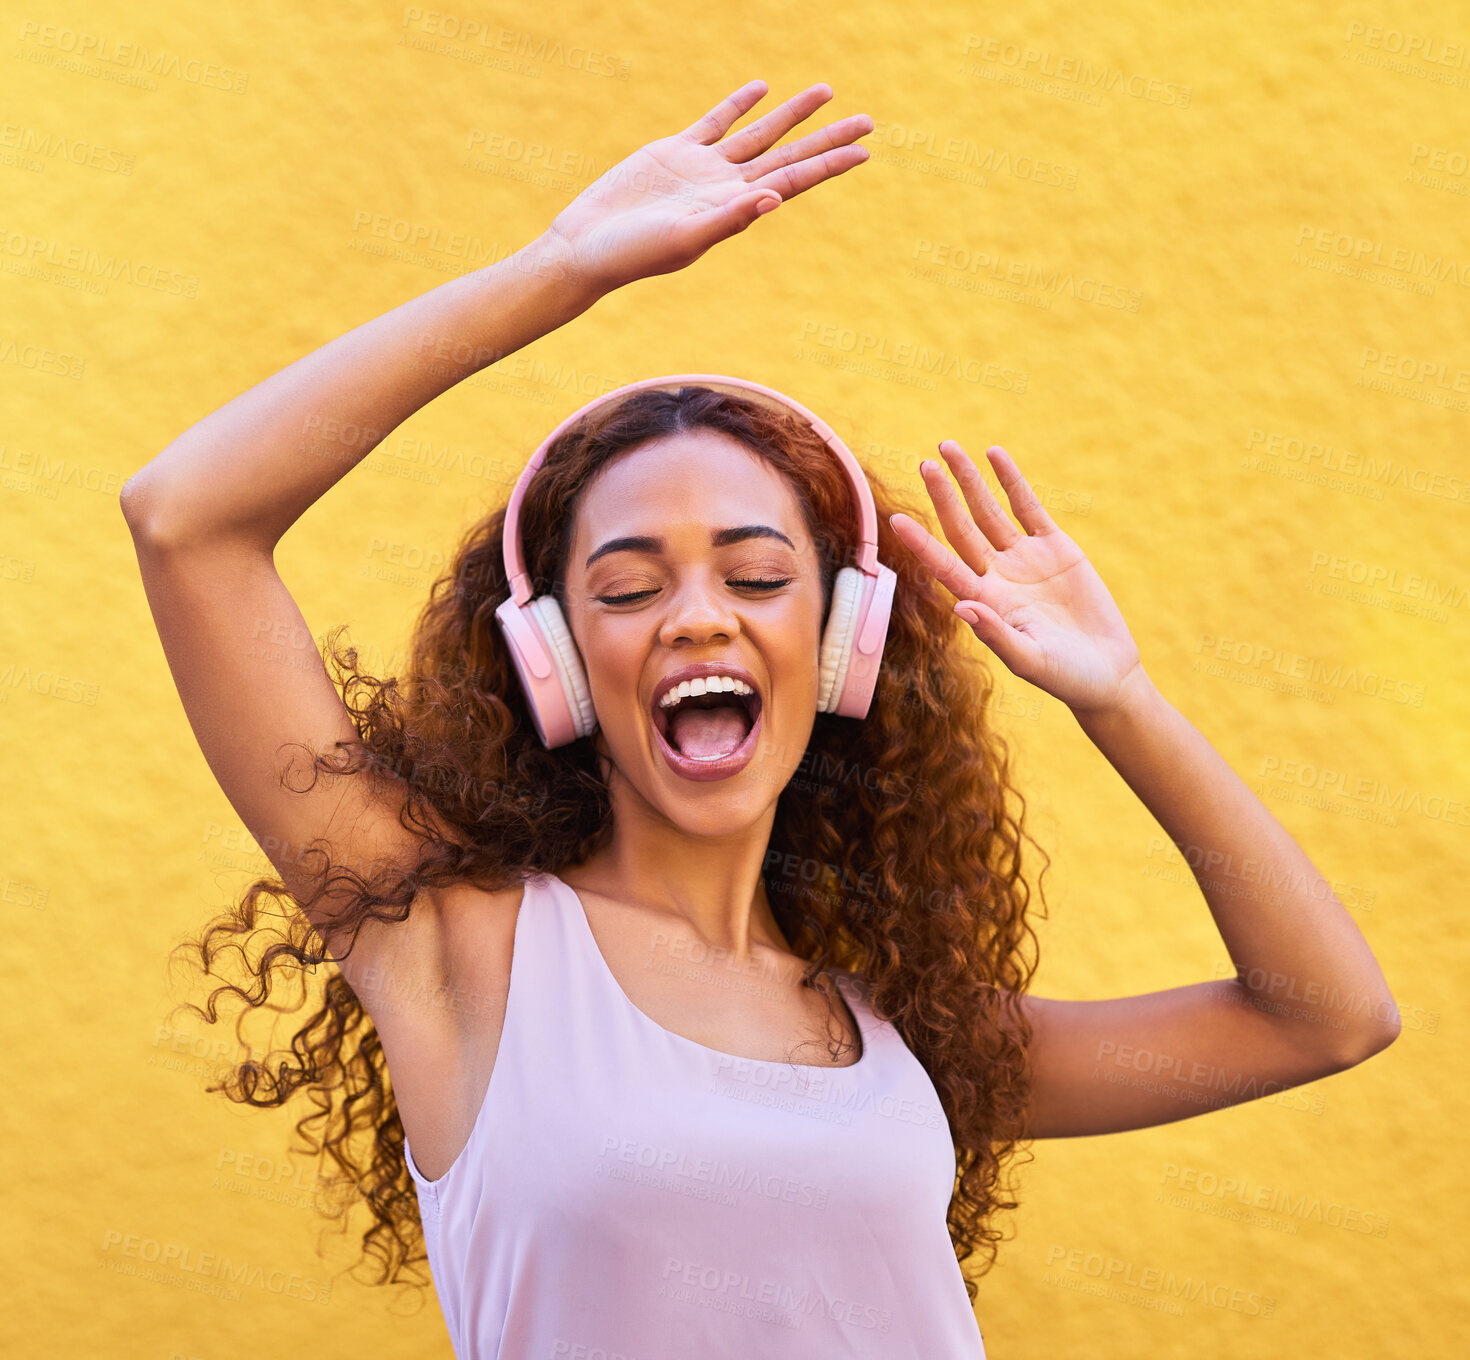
[{"left": 597, "top": 578, "right": 793, "bottom": 605}]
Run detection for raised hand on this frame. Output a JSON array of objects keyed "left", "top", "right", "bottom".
[
  {"left": 543, "top": 79, "right": 873, "bottom": 295},
  {"left": 889, "top": 441, "right": 1145, "bottom": 715}
]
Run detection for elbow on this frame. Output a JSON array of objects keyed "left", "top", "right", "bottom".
[
  {"left": 1336, "top": 1008, "right": 1402, "bottom": 1068},
  {"left": 119, "top": 474, "right": 158, "bottom": 537},
  {"left": 120, "top": 470, "right": 270, "bottom": 554},
  {"left": 120, "top": 473, "right": 188, "bottom": 550}
]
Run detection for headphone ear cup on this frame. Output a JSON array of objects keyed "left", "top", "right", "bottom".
[
  {"left": 529, "top": 594, "right": 597, "bottom": 739},
  {"left": 817, "top": 567, "right": 864, "bottom": 713}
]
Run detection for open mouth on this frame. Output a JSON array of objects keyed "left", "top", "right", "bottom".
[{"left": 651, "top": 679, "right": 763, "bottom": 762}]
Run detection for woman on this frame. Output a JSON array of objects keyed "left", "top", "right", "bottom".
[{"left": 122, "top": 78, "right": 1400, "bottom": 1358}]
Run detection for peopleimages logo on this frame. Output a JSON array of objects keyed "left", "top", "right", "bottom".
[
  {"left": 1192, "top": 634, "right": 1426, "bottom": 708},
  {"left": 660, "top": 1257, "right": 894, "bottom": 1332},
  {"left": 1043, "top": 1244, "right": 1275, "bottom": 1317},
  {"left": 16, "top": 21, "right": 249, "bottom": 92},
  {"left": 1243, "top": 427, "right": 1468, "bottom": 503},
  {"left": 1294, "top": 224, "right": 1470, "bottom": 287},
  {"left": 99, "top": 1230, "right": 333, "bottom": 1304},
  {"left": 1159, "top": 1163, "right": 1390, "bottom": 1235},
  {"left": 0, "top": 226, "right": 199, "bottom": 296},
  {"left": 598, "top": 1136, "right": 831, "bottom": 1210},
  {"left": 707, "top": 1051, "right": 948, "bottom": 1133},
  {"left": 959, "top": 35, "right": 1192, "bottom": 107},
  {"left": 1344, "top": 21, "right": 1470, "bottom": 69}
]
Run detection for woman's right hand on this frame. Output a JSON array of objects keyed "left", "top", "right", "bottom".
[{"left": 541, "top": 79, "right": 874, "bottom": 296}]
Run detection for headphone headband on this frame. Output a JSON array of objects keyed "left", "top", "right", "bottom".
[{"left": 500, "top": 373, "right": 881, "bottom": 606}]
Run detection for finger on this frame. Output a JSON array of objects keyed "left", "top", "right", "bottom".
[
  {"left": 716, "top": 82, "right": 835, "bottom": 163},
  {"left": 748, "top": 141, "right": 872, "bottom": 205},
  {"left": 681, "top": 79, "right": 771, "bottom": 145},
  {"left": 919, "top": 458, "right": 1000, "bottom": 574},
  {"left": 954, "top": 599, "right": 1047, "bottom": 675},
  {"left": 984, "top": 444, "right": 1059, "bottom": 536},
  {"left": 936, "top": 440, "right": 1023, "bottom": 552},
  {"left": 740, "top": 113, "right": 875, "bottom": 187},
  {"left": 668, "top": 185, "right": 782, "bottom": 257},
  {"left": 887, "top": 510, "right": 986, "bottom": 604}
]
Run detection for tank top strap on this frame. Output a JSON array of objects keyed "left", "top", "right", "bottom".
[
  {"left": 527, "top": 869, "right": 627, "bottom": 1011},
  {"left": 403, "top": 871, "right": 561, "bottom": 1193}
]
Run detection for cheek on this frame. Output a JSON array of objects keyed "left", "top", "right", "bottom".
[
  {"left": 772, "top": 623, "right": 825, "bottom": 706},
  {"left": 577, "top": 617, "right": 645, "bottom": 721}
]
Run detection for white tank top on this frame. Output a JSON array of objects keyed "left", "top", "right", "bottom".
[{"left": 404, "top": 869, "right": 989, "bottom": 1358}]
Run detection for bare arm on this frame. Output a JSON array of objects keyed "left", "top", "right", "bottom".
[
  {"left": 890, "top": 441, "right": 1399, "bottom": 1138},
  {"left": 1014, "top": 670, "right": 1399, "bottom": 1138}
]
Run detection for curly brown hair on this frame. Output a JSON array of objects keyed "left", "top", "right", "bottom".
[{"left": 167, "top": 382, "right": 1050, "bottom": 1304}]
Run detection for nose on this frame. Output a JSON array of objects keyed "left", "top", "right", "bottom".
[{"left": 657, "top": 569, "right": 742, "bottom": 646}]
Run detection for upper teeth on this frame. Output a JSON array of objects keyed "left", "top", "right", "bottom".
[{"left": 658, "top": 676, "right": 755, "bottom": 709}]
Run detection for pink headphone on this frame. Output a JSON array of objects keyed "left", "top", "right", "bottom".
[{"left": 494, "top": 373, "right": 898, "bottom": 749}]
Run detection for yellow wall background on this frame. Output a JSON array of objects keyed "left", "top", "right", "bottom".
[{"left": 4, "top": 2, "right": 1465, "bottom": 1355}]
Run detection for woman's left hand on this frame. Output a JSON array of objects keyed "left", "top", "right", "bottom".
[{"left": 889, "top": 440, "right": 1144, "bottom": 715}]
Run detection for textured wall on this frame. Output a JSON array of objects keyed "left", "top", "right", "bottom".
[{"left": 3, "top": 3, "right": 1465, "bottom": 1356}]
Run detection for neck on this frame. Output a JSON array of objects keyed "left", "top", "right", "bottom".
[{"left": 566, "top": 770, "right": 789, "bottom": 966}]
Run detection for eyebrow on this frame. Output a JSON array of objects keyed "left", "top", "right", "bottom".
[{"left": 584, "top": 524, "right": 797, "bottom": 570}]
